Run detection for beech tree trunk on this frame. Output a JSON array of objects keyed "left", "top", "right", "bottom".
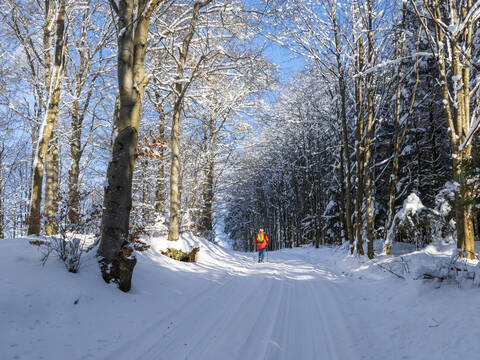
[
  {"left": 44, "top": 131, "right": 59, "bottom": 235},
  {"left": 154, "top": 98, "right": 166, "bottom": 214},
  {"left": 68, "top": 101, "right": 82, "bottom": 225},
  {"left": 27, "top": 0, "right": 66, "bottom": 235},
  {"left": 98, "top": 0, "right": 162, "bottom": 292},
  {"left": 199, "top": 117, "right": 216, "bottom": 238},
  {"left": 42, "top": 0, "right": 61, "bottom": 236},
  {"left": 168, "top": 90, "right": 182, "bottom": 241},
  {"left": 200, "top": 158, "right": 215, "bottom": 237},
  {"left": 67, "top": 37, "right": 95, "bottom": 226},
  {"left": 168, "top": 0, "right": 213, "bottom": 241}
]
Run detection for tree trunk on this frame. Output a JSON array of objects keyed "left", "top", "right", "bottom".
[
  {"left": 67, "top": 39, "right": 94, "bottom": 226},
  {"left": 353, "top": 3, "right": 365, "bottom": 255},
  {"left": 332, "top": 0, "right": 354, "bottom": 249},
  {"left": 168, "top": 0, "right": 213, "bottom": 241},
  {"left": 199, "top": 114, "right": 217, "bottom": 238},
  {"left": 452, "top": 33, "right": 475, "bottom": 259},
  {"left": 168, "top": 94, "right": 182, "bottom": 241},
  {"left": 364, "top": 0, "right": 375, "bottom": 259},
  {"left": 385, "top": 21, "right": 420, "bottom": 254},
  {"left": 44, "top": 130, "right": 59, "bottom": 235},
  {"left": 337, "top": 131, "right": 348, "bottom": 243},
  {"left": 98, "top": 0, "right": 162, "bottom": 292},
  {"left": 27, "top": 0, "right": 66, "bottom": 235},
  {"left": 0, "top": 153, "right": 4, "bottom": 238},
  {"left": 385, "top": 6, "right": 406, "bottom": 254},
  {"left": 409, "top": 0, "right": 476, "bottom": 260},
  {"left": 200, "top": 151, "right": 215, "bottom": 237},
  {"left": 457, "top": 0, "right": 475, "bottom": 259},
  {"left": 154, "top": 98, "right": 166, "bottom": 214},
  {"left": 439, "top": 2, "right": 474, "bottom": 259},
  {"left": 68, "top": 98, "right": 82, "bottom": 225}
]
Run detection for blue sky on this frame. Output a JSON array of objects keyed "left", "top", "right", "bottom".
[{"left": 261, "top": 38, "right": 307, "bottom": 81}]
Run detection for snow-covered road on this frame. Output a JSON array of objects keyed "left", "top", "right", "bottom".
[
  {"left": 2, "top": 236, "right": 480, "bottom": 360},
  {"left": 106, "top": 254, "right": 360, "bottom": 360}
]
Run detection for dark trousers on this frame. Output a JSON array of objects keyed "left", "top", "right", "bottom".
[{"left": 258, "top": 248, "right": 266, "bottom": 262}]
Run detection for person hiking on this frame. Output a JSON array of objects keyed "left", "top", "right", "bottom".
[{"left": 254, "top": 228, "right": 269, "bottom": 263}]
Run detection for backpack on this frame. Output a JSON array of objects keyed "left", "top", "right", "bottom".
[{"left": 256, "top": 232, "right": 265, "bottom": 243}]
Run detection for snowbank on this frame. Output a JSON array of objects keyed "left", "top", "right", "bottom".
[{"left": 0, "top": 234, "right": 245, "bottom": 360}]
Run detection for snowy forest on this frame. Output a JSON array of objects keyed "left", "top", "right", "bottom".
[{"left": 2, "top": 1, "right": 480, "bottom": 359}]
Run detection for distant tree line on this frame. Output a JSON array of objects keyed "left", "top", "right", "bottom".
[{"left": 224, "top": 0, "right": 480, "bottom": 261}]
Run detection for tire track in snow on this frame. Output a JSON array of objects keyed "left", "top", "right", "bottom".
[
  {"left": 259, "top": 276, "right": 323, "bottom": 360},
  {"left": 103, "top": 273, "right": 239, "bottom": 360},
  {"left": 307, "top": 263, "right": 381, "bottom": 360},
  {"left": 151, "top": 276, "right": 272, "bottom": 360},
  {"left": 181, "top": 276, "right": 277, "bottom": 360},
  {"left": 105, "top": 254, "right": 362, "bottom": 360},
  {"left": 235, "top": 276, "right": 286, "bottom": 360},
  {"left": 307, "top": 279, "right": 358, "bottom": 360}
]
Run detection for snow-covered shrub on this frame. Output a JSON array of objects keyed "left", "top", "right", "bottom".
[
  {"left": 388, "top": 193, "right": 443, "bottom": 249},
  {"left": 434, "top": 182, "right": 456, "bottom": 242},
  {"left": 31, "top": 198, "right": 102, "bottom": 273},
  {"left": 34, "top": 235, "right": 85, "bottom": 273},
  {"left": 322, "top": 197, "right": 342, "bottom": 246},
  {"left": 145, "top": 215, "right": 168, "bottom": 237},
  {"left": 416, "top": 250, "right": 479, "bottom": 287},
  {"left": 45, "top": 236, "right": 83, "bottom": 273},
  {"left": 388, "top": 257, "right": 410, "bottom": 277}
]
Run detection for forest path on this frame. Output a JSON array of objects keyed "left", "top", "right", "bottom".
[
  {"left": 105, "top": 248, "right": 379, "bottom": 360},
  {"left": 4, "top": 237, "right": 476, "bottom": 360}
]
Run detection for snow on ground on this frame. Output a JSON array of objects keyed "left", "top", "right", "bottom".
[{"left": 1, "top": 235, "right": 480, "bottom": 360}]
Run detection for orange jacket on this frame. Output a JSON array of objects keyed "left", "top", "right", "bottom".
[{"left": 255, "top": 231, "right": 269, "bottom": 250}]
